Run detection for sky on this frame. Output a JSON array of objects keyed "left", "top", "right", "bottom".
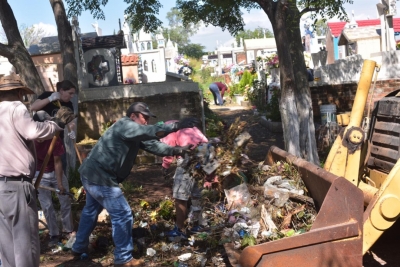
[{"left": 5, "top": 0, "right": 398, "bottom": 51}]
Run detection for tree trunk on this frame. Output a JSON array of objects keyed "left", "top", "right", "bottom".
[
  {"left": 50, "top": 0, "right": 78, "bottom": 90},
  {"left": 50, "top": 0, "right": 79, "bottom": 171},
  {"left": 258, "top": 0, "right": 301, "bottom": 157},
  {"left": 0, "top": 0, "right": 45, "bottom": 97},
  {"left": 285, "top": 1, "right": 320, "bottom": 165},
  {"left": 257, "top": 0, "right": 319, "bottom": 165}
]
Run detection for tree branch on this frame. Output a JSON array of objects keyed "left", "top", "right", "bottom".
[
  {"left": 0, "top": 42, "right": 14, "bottom": 58},
  {"left": 299, "top": 7, "right": 320, "bottom": 17}
]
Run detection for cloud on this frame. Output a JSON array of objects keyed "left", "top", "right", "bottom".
[
  {"left": 33, "top": 22, "right": 57, "bottom": 36},
  {"left": 190, "top": 9, "right": 272, "bottom": 51},
  {"left": 242, "top": 9, "right": 271, "bottom": 29}
]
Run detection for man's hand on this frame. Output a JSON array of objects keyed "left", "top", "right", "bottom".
[
  {"left": 52, "top": 106, "right": 77, "bottom": 129},
  {"left": 68, "top": 130, "right": 76, "bottom": 140},
  {"left": 57, "top": 185, "right": 65, "bottom": 195},
  {"left": 172, "top": 144, "right": 194, "bottom": 156},
  {"left": 162, "top": 167, "right": 169, "bottom": 179},
  {"left": 174, "top": 117, "right": 200, "bottom": 130},
  {"left": 48, "top": 92, "right": 60, "bottom": 102}
]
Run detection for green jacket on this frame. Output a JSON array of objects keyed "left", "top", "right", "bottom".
[{"left": 79, "top": 117, "right": 176, "bottom": 186}]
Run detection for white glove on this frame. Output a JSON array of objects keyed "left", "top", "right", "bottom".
[
  {"left": 67, "top": 130, "right": 76, "bottom": 140},
  {"left": 48, "top": 92, "right": 60, "bottom": 102}
]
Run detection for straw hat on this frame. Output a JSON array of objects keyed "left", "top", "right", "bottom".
[{"left": 0, "top": 74, "right": 35, "bottom": 94}]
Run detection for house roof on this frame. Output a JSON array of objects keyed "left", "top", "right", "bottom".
[
  {"left": 243, "top": 38, "right": 276, "bottom": 50},
  {"left": 121, "top": 54, "right": 139, "bottom": 66},
  {"left": 338, "top": 26, "right": 381, "bottom": 45},
  {"left": 328, "top": 18, "right": 400, "bottom": 38},
  {"left": 82, "top": 34, "right": 126, "bottom": 52},
  {"left": 28, "top": 32, "right": 97, "bottom": 56}
]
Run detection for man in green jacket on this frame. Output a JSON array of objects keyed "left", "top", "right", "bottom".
[{"left": 72, "top": 102, "right": 197, "bottom": 267}]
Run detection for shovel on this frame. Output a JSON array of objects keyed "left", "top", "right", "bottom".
[{"left": 38, "top": 184, "right": 77, "bottom": 202}]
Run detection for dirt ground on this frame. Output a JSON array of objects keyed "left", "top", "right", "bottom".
[{"left": 38, "top": 103, "right": 400, "bottom": 267}]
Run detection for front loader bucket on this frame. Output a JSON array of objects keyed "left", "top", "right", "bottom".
[{"left": 231, "top": 146, "right": 364, "bottom": 267}]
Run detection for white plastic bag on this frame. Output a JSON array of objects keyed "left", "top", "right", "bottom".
[{"left": 224, "top": 183, "right": 251, "bottom": 210}]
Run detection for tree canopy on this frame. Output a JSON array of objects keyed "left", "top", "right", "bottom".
[{"left": 162, "top": 8, "right": 200, "bottom": 48}]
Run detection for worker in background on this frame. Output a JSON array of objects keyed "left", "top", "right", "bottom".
[
  {"left": 0, "top": 74, "right": 75, "bottom": 267},
  {"left": 209, "top": 82, "right": 228, "bottom": 106},
  {"left": 30, "top": 80, "right": 77, "bottom": 172},
  {"left": 161, "top": 120, "right": 208, "bottom": 240},
  {"left": 71, "top": 102, "right": 199, "bottom": 267},
  {"left": 32, "top": 114, "right": 75, "bottom": 247}
]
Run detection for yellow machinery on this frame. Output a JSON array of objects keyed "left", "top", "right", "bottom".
[
  {"left": 229, "top": 59, "right": 400, "bottom": 266},
  {"left": 323, "top": 59, "right": 400, "bottom": 254}
]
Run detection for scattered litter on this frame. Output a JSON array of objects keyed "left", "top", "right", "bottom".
[
  {"left": 177, "top": 253, "right": 192, "bottom": 261},
  {"left": 146, "top": 248, "right": 156, "bottom": 256}
]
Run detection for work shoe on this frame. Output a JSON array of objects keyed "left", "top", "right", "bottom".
[
  {"left": 114, "top": 258, "right": 144, "bottom": 266},
  {"left": 48, "top": 235, "right": 60, "bottom": 247},
  {"left": 166, "top": 225, "right": 187, "bottom": 241}
]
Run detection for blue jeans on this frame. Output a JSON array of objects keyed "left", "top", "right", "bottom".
[
  {"left": 72, "top": 176, "right": 133, "bottom": 264},
  {"left": 209, "top": 84, "right": 223, "bottom": 105}
]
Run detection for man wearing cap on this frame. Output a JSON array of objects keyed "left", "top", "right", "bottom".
[
  {"left": 0, "top": 74, "right": 75, "bottom": 267},
  {"left": 72, "top": 102, "right": 199, "bottom": 267}
]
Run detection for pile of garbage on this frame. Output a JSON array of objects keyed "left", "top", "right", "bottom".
[{"left": 147, "top": 117, "right": 318, "bottom": 264}]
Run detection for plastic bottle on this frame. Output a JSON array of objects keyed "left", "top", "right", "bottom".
[{"left": 64, "top": 233, "right": 76, "bottom": 249}]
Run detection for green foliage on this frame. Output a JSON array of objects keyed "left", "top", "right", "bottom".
[
  {"left": 241, "top": 233, "right": 257, "bottom": 248},
  {"left": 158, "top": 199, "right": 174, "bottom": 220},
  {"left": 176, "top": 0, "right": 260, "bottom": 35},
  {"left": 100, "top": 120, "right": 115, "bottom": 135},
  {"left": 265, "top": 87, "right": 281, "bottom": 122},
  {"left": 199, "top": 67, "right": 212, "bottom": 83},
  {"left": 179, "top": 43, "right": 206, "bottom": 59},
  {"left": 313, "top": 19, "right": 328, "bottom": 37},
  {"left": 121, "top": 181, "right": 143, "bottom": 196},
  {"left": 237, "top": 70, "right": 257, "bottom": 95},
  {"left": 235, "top": 26, "right": 274, "bottom": 46},
  {"left": 248, "top": 80, "right": 267, "bottom": 112},
  {"left": 162, "top": 8, "right": 201, "bottom": 48},
  {"left": 229, "top": 83, "right": 240, "bottom": 97}
]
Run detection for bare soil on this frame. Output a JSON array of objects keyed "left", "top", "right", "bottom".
[{"left": 38, "top": 103, "right": 400, "bottom": 266}]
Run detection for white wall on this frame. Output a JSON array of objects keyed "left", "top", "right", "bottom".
[
  {"left": 140, "top": 49, "right": 167, "bottom": 83},
  {"left": 0, "top": 57, "right": 14, "bottom": 76}
]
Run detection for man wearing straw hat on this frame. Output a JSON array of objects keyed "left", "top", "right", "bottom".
[{"left": 0, "top": 74, "right": 75, "bottom": 267}]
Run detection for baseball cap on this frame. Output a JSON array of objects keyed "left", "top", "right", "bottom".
[
  {"left": 126, "top": 102, "right": 156, "bottom": 118},
  {"left": 0, "top": 74, "right": 35, "bottom": 94}
]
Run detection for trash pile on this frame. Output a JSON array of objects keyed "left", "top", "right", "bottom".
[{"left": 177, "top": 118, "right": 317, "bottom": 251}]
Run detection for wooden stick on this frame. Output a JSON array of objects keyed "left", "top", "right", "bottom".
[
  {"left": 34, "top": 133, "right": 60, "bottom": 189},
  {"left": 49, "top": 78, "right": 82, "bottom": 164}
]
